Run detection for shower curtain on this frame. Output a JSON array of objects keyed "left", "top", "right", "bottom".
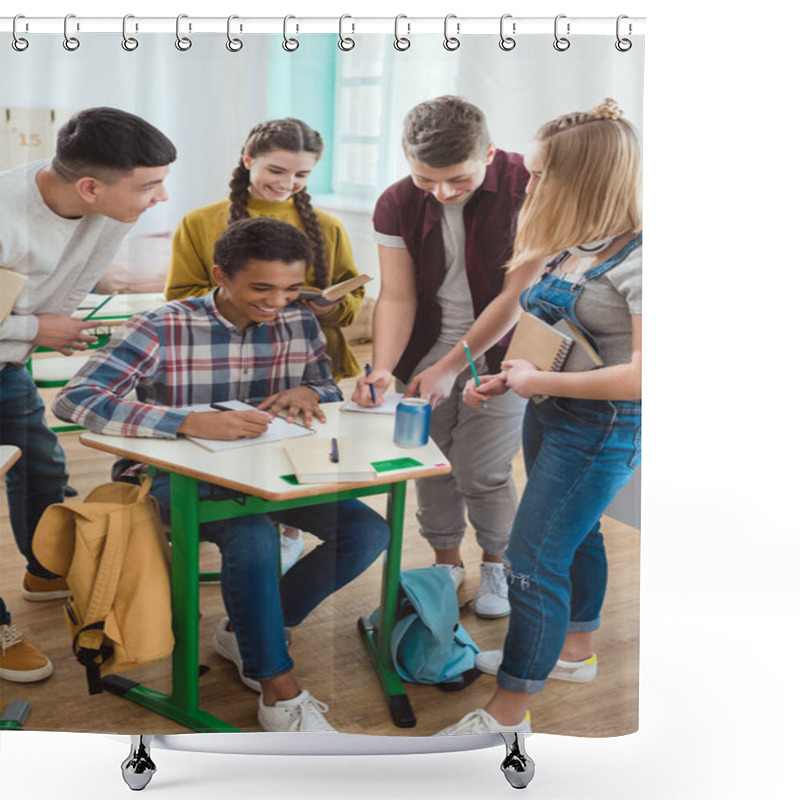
[{"left": 0, "top": 20, "right": 644, "bottom": 742}]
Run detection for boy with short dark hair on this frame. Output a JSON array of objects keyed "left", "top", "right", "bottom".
[
  {"left": 353, "top": 96, "right": 542, "bottom": 617},
  {"left": 0, "top": 108, "right": 175, "bottom": 681},
  {"left": 54, "top": 217, "right": 389, "bottom": 731}
]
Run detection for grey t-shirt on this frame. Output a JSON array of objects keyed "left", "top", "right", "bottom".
[
  {"left": 374, "top": 202, "right": 475, "bottom": 356},
  {"left": 551, "top": 246, "right": 642, "bottom": 367}
]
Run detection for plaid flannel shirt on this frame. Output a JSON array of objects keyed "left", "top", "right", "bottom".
[{"left": 53, "top": 292, "right": 342, "bottom": 438}]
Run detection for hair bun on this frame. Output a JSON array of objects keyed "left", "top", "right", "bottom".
[{"left": 590, "top": 98, "right": 624, "bottom": 120}]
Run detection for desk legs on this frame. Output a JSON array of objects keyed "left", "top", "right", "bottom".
[
  {"left": 169, "top": 471, "right": 200, "bottom": 713},
  {"left": 105, "top": 473, "right": 415, "bottom": 731},
  {"left": 358, "top": 481, "right": 416, "bottom": 728}
]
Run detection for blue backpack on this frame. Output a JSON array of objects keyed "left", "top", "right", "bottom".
[{"left": 370, "top": 567, "right": 481, "bottom": 689}]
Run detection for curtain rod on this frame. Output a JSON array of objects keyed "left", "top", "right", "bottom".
[{"left": 1, "top": 16, "right": 646, "bottom": 37}]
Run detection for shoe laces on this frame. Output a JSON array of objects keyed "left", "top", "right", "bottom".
[
  {"left": 288, "top": 693, "right": 331, "bottom": 731},
  {"left": 0, "top": 624, "right": 23, "bottom": 654},
  {"left": 446, "top": 709, "right": 496, "bottom": 734},
  {"left": 477, "top": 563, "right": 507, "bottom": 597}
]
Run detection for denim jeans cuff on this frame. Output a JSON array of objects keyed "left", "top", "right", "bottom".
[
  {"left": 497, "top": 667, "right": 547, "bottom": 695},
  {"left": 243, "top": 654, "right": 294, "bottom": 683},
  {"left": 567, "top": 618, "right": 600, "bottom": 633}
]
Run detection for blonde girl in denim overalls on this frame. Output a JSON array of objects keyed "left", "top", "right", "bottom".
[{"left": 438, "top": 99, "right": 643, "bottom": 735}]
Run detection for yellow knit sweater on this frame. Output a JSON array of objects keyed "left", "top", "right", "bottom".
[{"left": 166, "top": 197, "right": 364, "bottom": 380}]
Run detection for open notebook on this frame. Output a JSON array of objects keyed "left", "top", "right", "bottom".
[{"left": 180, "top": 400, "right": 315, "bottom": 452}]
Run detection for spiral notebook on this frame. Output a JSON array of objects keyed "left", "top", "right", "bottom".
[{"left": 505, "top": 312, "right": 603, "bottom": 372}]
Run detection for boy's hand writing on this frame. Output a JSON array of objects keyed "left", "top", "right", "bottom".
[
  {"left": 352, "top": 368, "right": 392, "bottom": 407},
  {"left": 178, "top": 410, "right": 271, "bottom": 440}
]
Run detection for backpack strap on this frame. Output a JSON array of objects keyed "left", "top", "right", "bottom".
[
  {"left": 71, "top": 621, "right": 114, "bottom": 695},
  {"left": 436, "top": 667, "right": 482, "bottom": 693},
  {"left": 73, "top": 505, "right": 133, "bottom": 694}
]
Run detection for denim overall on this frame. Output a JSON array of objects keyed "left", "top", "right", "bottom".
[{"left": 497, "top": 235, "right": 642, "bottom": 696}]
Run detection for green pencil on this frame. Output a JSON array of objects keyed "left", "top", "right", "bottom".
[
  {"left": 82, "top": 293, "right": 114, "bottom": 321},
  {"left": 462, "top": 341, "right": 488, "bottom": 407}
]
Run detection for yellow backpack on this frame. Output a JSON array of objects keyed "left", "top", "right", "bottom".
[{"left": 33, "top": 476, "right": 173, "bottom": 694}]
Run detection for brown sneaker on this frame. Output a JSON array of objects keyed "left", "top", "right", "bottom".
[
  {"left": 0, "top": 623, "right": 54, "bottom": 682},
  {"left": 21, "top": 572, "right": 70, "bottom": 602}
]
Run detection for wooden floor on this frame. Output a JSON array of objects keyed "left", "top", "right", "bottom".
[{"left": 0, "top": 345, "right": 640, "bottom": 737}]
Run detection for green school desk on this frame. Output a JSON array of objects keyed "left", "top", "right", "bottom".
[{"left": 79, "top": 402, "right": 450, "bottom": 732}]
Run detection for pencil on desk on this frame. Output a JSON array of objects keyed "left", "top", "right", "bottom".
[{"left": 462, "top": 341, "right": 488, "bottom": 408}]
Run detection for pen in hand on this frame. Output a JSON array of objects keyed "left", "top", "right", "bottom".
[
  {"left": 364, "top": 363, "right": 377, "bottom": 404},
  {"left": 329, "top": 437, "right": 340, "bottom": 463},
  {"left": 462, "top": 341, "right": 488, "bottom": 408}
]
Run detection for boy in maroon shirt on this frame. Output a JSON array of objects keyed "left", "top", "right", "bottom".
[{"left": 353, "top": 96, "right": 541, "bottom": 617}]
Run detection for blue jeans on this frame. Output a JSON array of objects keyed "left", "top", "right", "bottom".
[
  {"left": 0, "top": 364, "right": 67, "bottom": 579},
  {"left": 149, "top": 473, "right": 389, "bottom": 682},
  {"left": 0, "top": 597, "right": 10, "bottom": 626},
  {"left": 497, "top": 397, "right": 641, "bottom": 695}
]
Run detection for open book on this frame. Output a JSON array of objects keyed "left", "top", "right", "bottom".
[
  {"left": 505, "top": 312, "right": 603, "bottom": 373},
  {"left": 0, "top": 268, "right": 28, "bottom": 323},
  {"left": 283, "top": 436, "right": 377, "bottom": 483},
  {"left": 298, "top": 274, "right": 372, "bottom": 306},
  {"left": 182, "top": 400, "right": 315, "bottom": 452}
]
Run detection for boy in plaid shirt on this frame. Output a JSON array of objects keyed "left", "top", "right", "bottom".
[{"left": 54, "top": 217, "right": 389, "bottom": 731}]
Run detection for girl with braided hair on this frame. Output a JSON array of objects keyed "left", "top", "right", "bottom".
[
  {"left": 438, "top": 99, "right": 642, "bottom": 736},
  {"left": 166, "top": 118, "right": 364, "bottom": 382},
  {"left": 167, "top": 119, "right": 365, "bottom": 571}
]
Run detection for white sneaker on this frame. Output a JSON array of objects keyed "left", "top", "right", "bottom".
[
  {"left": 258, "top": 689, "right": 337, "bottom": 732},
  {"left": 279, "top": 528, "right": 305, "bottom": 574},
  {"left": 211, "top": 618, "right": 260, "bottom": 692},
  {"left": 432, "top": 562, "right": 466, "bottom": 591},
  {"left": 550, "top": 653, "right": 597, "bottom": 683},
  {"left": 475, "top": 649, "right": 598, "bottom": 683},
  {"left": 474, "top": 562, "right": 510, "bottom": 618},
  {"left": 435, "top": 708, "right": 531, "bottom": 736}
]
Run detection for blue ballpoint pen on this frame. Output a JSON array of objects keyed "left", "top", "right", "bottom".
[{"left": 364, "top": 363, "right": 377, "bottom": 404}]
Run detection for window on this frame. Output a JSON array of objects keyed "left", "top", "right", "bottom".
[{"left": 332, "top": 37, "right": 460, "bottom": 201}]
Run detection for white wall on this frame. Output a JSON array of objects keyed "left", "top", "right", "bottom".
[{"left": 0, "top": 34, "right": 277, "bottom": 234}]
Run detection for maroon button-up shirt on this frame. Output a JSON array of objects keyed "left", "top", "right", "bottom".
[{"left": 373, "top": 149, "right": 529, "bottom": 382}]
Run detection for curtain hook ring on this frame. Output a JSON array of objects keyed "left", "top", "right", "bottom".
[
  {"left": 12, "top": 14, "right": 29, "bottom": 51},
  {"left": 443, "top": 14, "right": 460, "bottom": 51},
  {"left": 63, "top": 13, "right": 80, "bottom": 51},
  {"left": 338, "top": 14, "right": 355, "bottom": 51},
  {"left": 394, "top": 15, "right": 411, "bottom": 51},
  {"left": 283, "top": 15, "right": 299, "bottom": 51},
  {"left": 226, "top": 15, "right": 243, "bottom": 52},
  {"left": 122, "top": 14, "right": 139, "bottom": 51},
  {"left": 499, "top": 14, "right": 516, "bottom": 51},
  {"left": 553, "top": 14, "right": 571, "bottom": 51},
  {"left": 176, "top": 14, "right": 192, "bottom": 51},
  {"left": 615, "top": 15, "right": 632, "bottom": 51}
]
